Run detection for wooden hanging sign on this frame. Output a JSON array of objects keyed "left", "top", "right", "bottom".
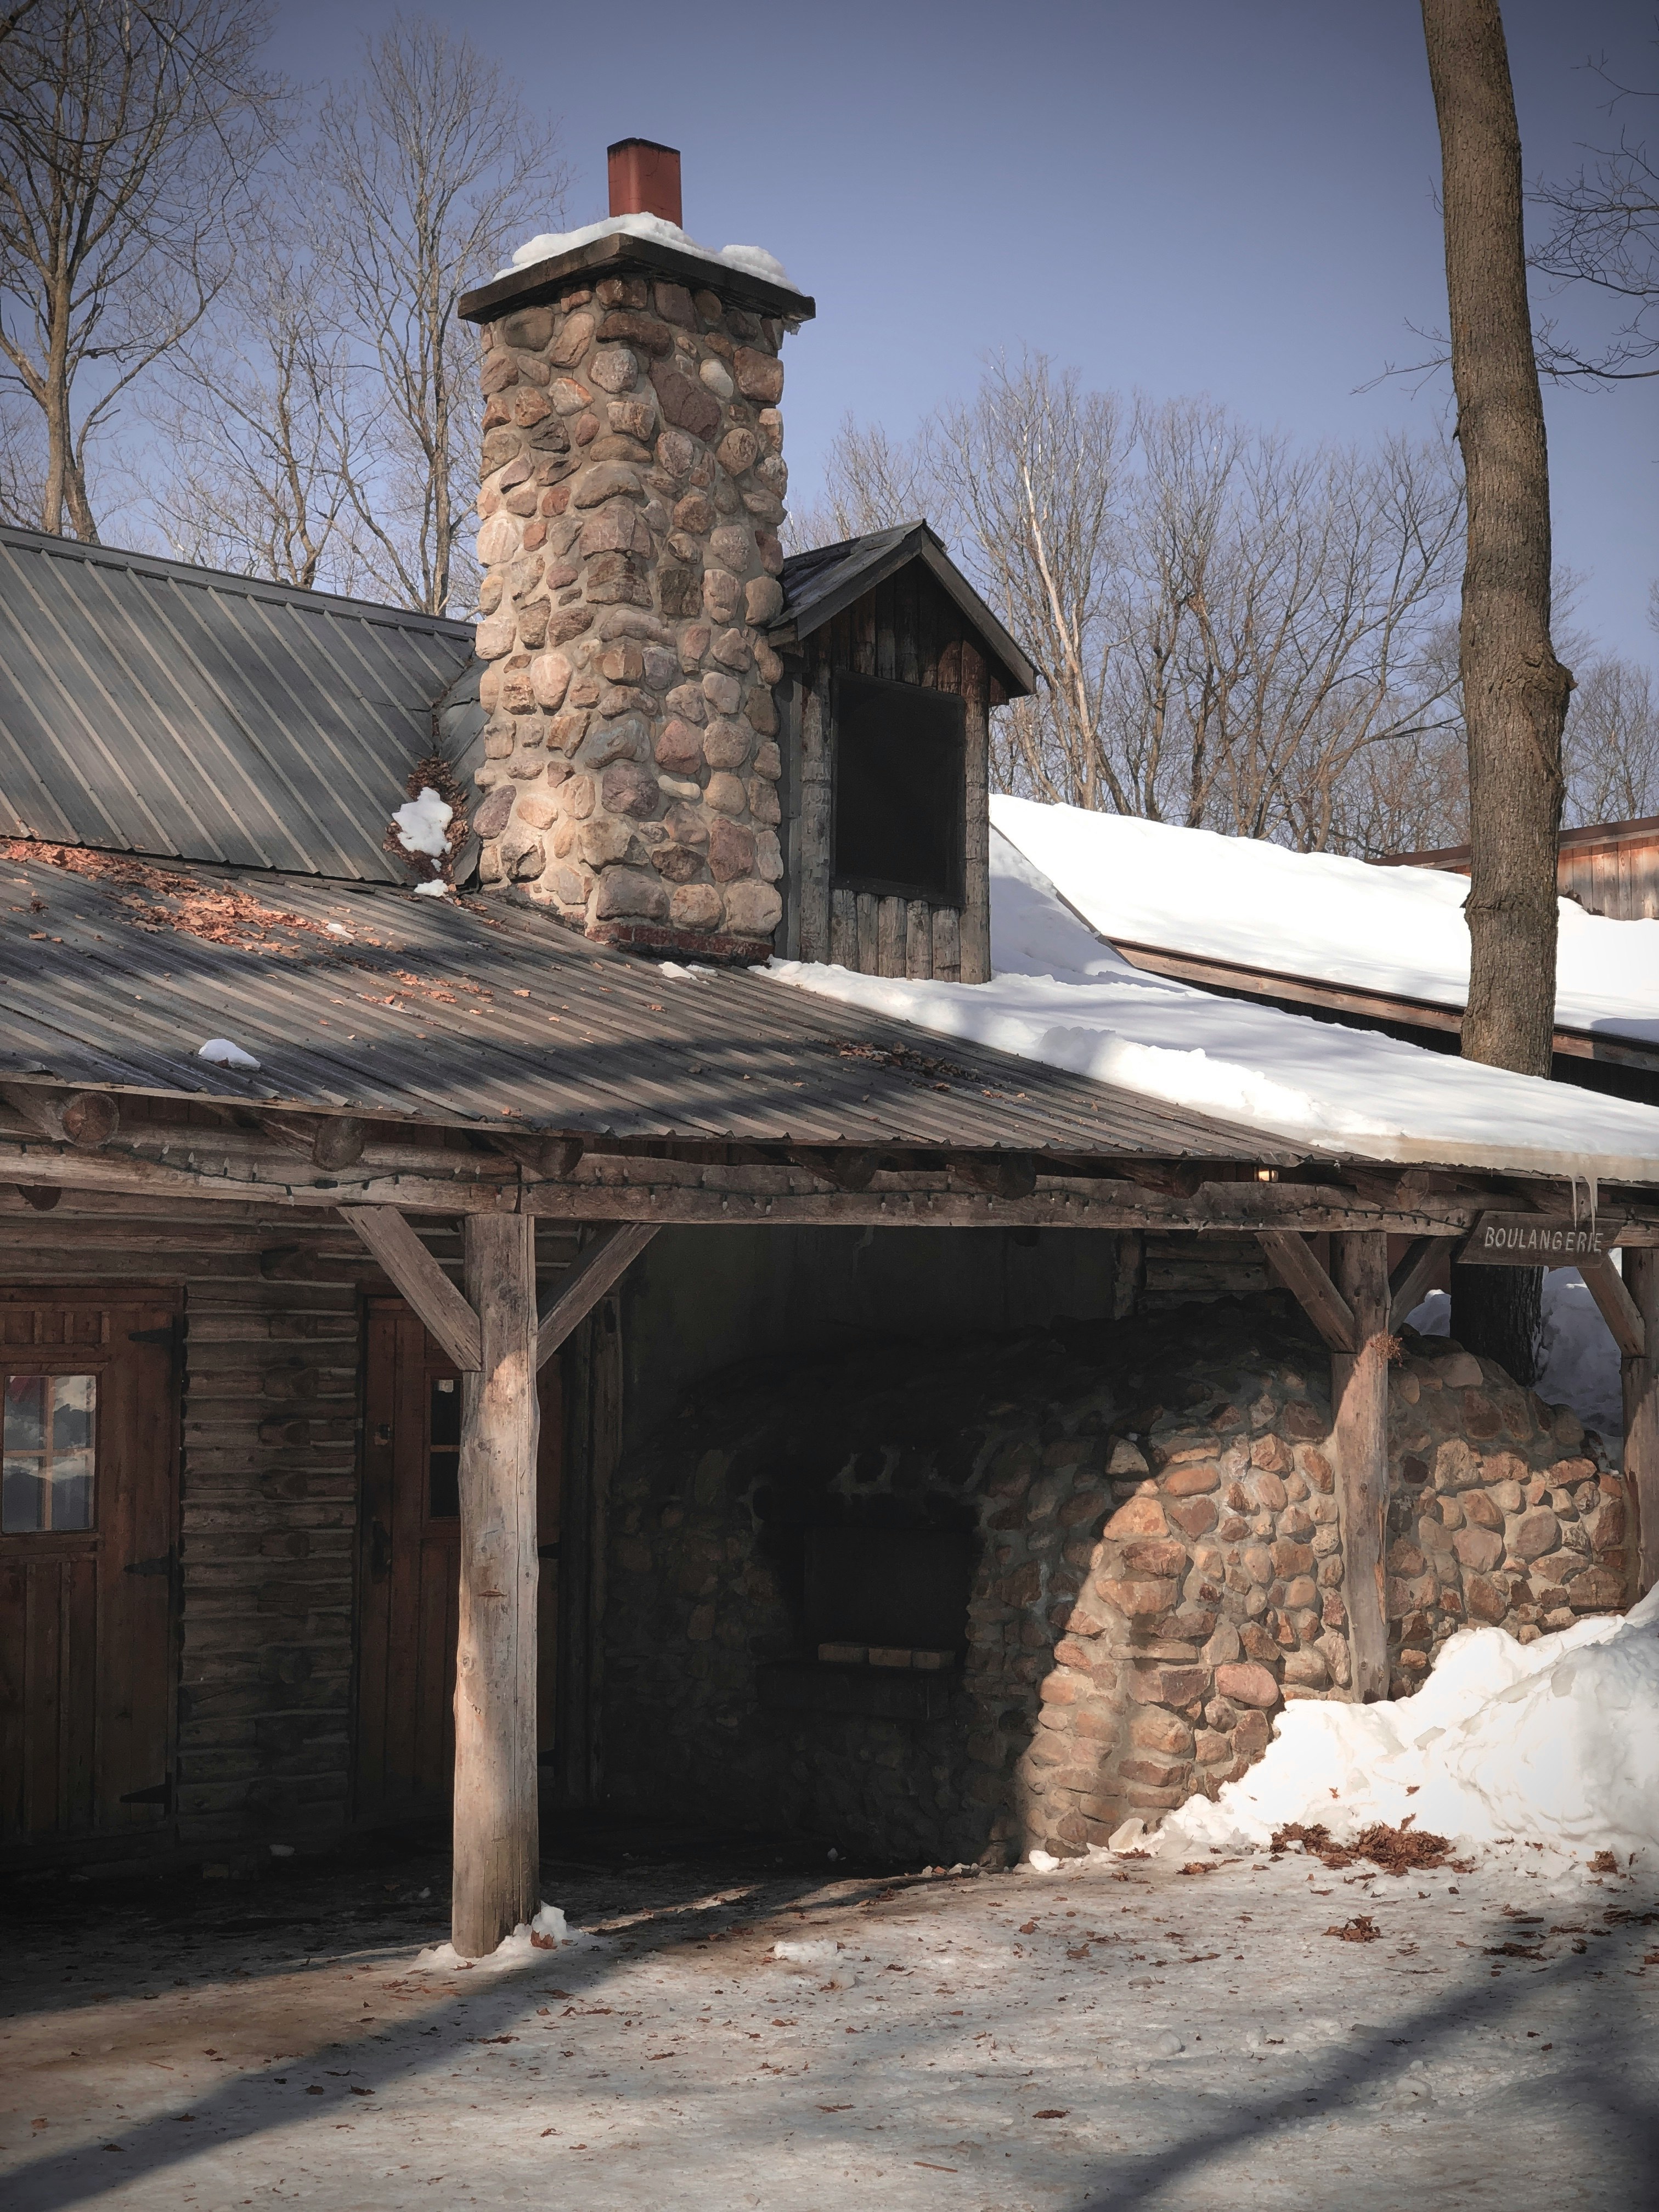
[{"left": 1458, "top": 1212, "right": 1624, "bottom": 1267}]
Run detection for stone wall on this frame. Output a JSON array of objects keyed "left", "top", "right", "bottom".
[
  {"left": 601, "top": 1299, "right": 1633, "bottom": 1866},
  {"left": 470, "top": 272, "right": 797, "bottom": 958}
]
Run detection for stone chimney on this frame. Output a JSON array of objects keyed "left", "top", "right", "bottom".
[{"left": 458, "top": 145, "right": 814, "bottom": 959}]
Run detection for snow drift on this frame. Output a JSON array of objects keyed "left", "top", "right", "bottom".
[{"left": 1152, "top": 1584, "right": 1659, "bottom": 1864}]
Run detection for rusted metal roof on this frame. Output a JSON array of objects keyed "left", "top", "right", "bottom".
[
  {"left": 0, "top": 847, "right": 1301, "bottom": 1161},
  {"left": 0, "top": 528, "right": 475, "bottom": 883}
]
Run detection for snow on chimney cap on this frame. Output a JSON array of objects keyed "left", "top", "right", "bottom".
[{"left": 608, "top": 139, "right": 682, "bottom": 227}]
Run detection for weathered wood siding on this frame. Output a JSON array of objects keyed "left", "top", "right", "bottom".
[
  {"left": 0, "top": 1190, "right": 583, "bottom": 1857},
  {"left": 784, "top": 563, "right": 1004, "bottom": 983}
]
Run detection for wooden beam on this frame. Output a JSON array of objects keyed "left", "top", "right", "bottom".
[
  {"left": 1389, "top": 1236, "right": 1446, "bottom": 1330},
  {"left": 535, "top": 1223, "right": 658, "bottom": 1370},
  {"left": 1331, "top": 1231, "right": 1391, "bottom": 1704},
  {"left": 338, "top": 1205, "right": 483, "bottom": 1371},
  {"left": 1257, "top": 1229, "right": 1359, "bottom": 1352},
  {"left": 1579, "top": 1254, "right": 1646, "bottom": 1357},
  {"left": 1622, "top": 1248, "right": 1659, "bottom": 1599},
  {"left": 452, "top": 1213, "right": 540, "bottom": 1958},
  {"left": 0, "top": 1082, "right": 119, "bottom": 1148}
]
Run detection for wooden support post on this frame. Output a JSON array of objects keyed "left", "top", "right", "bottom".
[
  {"left": 536, "top": 1223, "right": 657, "bottom": 1370},
  {"left": 1388, "top": 1235, "right": 1447, "bottom": 1331},
  {"left": 1257, "top": 1229, "right": 1358, "bottom": 1352},
  {"left": 452, "top": 1214, "right": 540, "bottom": 1959},
  {"left": 1621, "top": 1246, "right": 1659, "bottom": 1599},
  {"left": 1330, "top": 1231, "right": 1391, "bottom": 1703}
]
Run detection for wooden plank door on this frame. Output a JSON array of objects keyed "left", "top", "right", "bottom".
[
  {"left": 0, "top": 1291, "right": 179, "bottom": 1849},
  {"left": 356, "top": 1300, "right": 560, "bottom": 1825}
]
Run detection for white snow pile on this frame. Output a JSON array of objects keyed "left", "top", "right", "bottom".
[
  {"left": 392, "top": 786, "right": 453, "bottom": 860},
  {"left": 1150, "top": 1584, "right": 1659, "bottom": 1866},
  {"left": 500, "top": 212, "right": 800, "bottom": 296},
  {"left": 196, "top": 1037, "right": 259, "bottom": 1070},
  {"left": 1410, "top": 1272, "right": 1625, "bottom": 1444},
  {"left": 761, "top": 823, "right": 1659, "bottom": 1184},
  {"left": 414, "top": 1903, "right": 588, "bottom": 1973},
  {"left": 412, "top": 878, "right": 452, "bottom": 899},
  {"left": 991, "top": 794, "right": 1659, "bottom": 1049}
]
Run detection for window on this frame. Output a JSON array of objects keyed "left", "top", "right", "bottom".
[
  {"left": 2, "top": 1373, "right": 97, "bottom": 1533},
  {"left": 428, "top": 1375, "right": 460, "bottom": 1519},
  {"left": 832, "top": 672, "right": 965, "bottom": 905}
]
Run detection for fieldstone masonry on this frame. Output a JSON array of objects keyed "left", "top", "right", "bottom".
[
  {"left": 602, "top": 1299, "right": 1634, "bottom": 1865},
  {"left": 469, "top": 270, "right": 800, "bottom": 957}
]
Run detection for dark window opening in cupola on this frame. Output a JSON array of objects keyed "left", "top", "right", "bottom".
[{"left": 831, "top": 672, "right": 966, "bottom": 906}]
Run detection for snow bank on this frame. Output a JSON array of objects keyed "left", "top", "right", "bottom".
[
  {"left": 392, "top": 786, "right": 453, "bottom": 860},
  {"left": 760, "top": 828, "right": 1659, "bottom": 1183},
  {"left": 990, "top": 794, "right": 1659, "bottom": 1049},
  {"left": 414, "top": 1903, "right": 588, "bottom": 1973},
  {"left": 1153, "top": 1585, "right": 1659, "bottom": 1864},
  {"left": 500, "top": 212, "right": 800, "bottom": 296}
]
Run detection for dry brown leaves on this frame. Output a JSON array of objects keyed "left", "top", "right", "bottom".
[
  {"left": 1324, "top": 1915, "right": 1381, "bottom": 1943},
  {"left": 1271, "top": 1818, "right": 1467, "bottom": 1874},
  {"left": 3, "top": 840, "right": 325, "bottom": 953}
]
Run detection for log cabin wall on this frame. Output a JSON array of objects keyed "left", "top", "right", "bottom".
[
  {"left": 780, "top": 562, "right": 1002, "bottom": 983},
  {"left": 0, "top": 1186, "right": 585, "bottom": 1862}
]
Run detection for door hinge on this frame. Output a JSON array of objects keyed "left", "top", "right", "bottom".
[
  {"left": 128, "top": 1324, "right": 177, "bottom": 1346},
  {"left": 119, "top": 1777, "right": 171, "bottom": 1807},
  {"left": 124, "top": 1551, "right": 173, "bottom": 1578},
  {"left": 537, "top": 1542, "right": 561, "bottom": 1561}
]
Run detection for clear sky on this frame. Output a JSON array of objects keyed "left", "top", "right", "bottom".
[{"left": 268, "top": 0, "right": 1658, "bottom": 667}]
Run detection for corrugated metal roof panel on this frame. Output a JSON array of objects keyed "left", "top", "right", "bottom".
[
  {"left": 0, "top": 529, "right": 475, "bottom": 882},
  {"left": 0, "top": 847, "right": 1302, "bottom": 1163}
]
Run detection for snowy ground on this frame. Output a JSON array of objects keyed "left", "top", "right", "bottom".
[{"left": 3, "top": 1836, "right": 1655, "bottom": 2210}]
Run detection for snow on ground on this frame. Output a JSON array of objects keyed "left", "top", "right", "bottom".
[
  {"left": 1154, "top": 1588, "right": 1659, "bottom": 1867},
  {"left": 763, "top": 828, "right": 1659, "bottom": 1183},
  {"left": 991, "top": 794, "right": 1659, "bottom": 1048},
  {"left": 499, "top": 212, "right": 800, "bottom": 294},
  {"left": 4, "top": 1845, "right": 1655, "bottom": 2210}
]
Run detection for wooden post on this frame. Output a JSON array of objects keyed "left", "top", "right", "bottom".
[
  {"left": 452, "top": 1214, "right": 540, "bottom": 1959},
  {"left": 1621, "top": 1246, "right": 1659, "bottom": 1599},
  {"left": 1330, "top": 1231, "right": 1391, "bottom": 1702}
]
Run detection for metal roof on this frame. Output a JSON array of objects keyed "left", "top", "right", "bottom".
[
  {"left": 774, "top": 523, "right": 1040, "bottom": 698},
  {"left": 0, "top": 846, "right": 1300, "bottom": 1161},
  {"left": 0, "top": 528, "right": 475, "bottom": 884}
]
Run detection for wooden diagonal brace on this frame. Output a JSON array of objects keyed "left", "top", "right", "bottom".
[
  {"left": 1257, "top": 1228, "right": 1358, "bottom": 1353},
  {"left": 339, "top": 1205, "right": 482, "bottom": 1370},
  {"left": 536, "top": 1222, "right": 657, "bottom": 1370},
  {"left": 1579, "top": 1254, "right": 1646, "bottom": 1358},
  {"left": 1388, "top": 1236, "right": 1447, "bottom": 1330}
]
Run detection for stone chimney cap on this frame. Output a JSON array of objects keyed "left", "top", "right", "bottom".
[{"left": 608, "top": 138, "right": 682, "bottom": 227}]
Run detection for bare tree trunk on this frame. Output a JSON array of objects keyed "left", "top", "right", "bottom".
[{"left": 1424, "top": 0, "right": 1573, "bottom": 1381}]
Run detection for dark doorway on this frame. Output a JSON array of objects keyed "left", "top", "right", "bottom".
[
  {"left": 0, "top": 1289, "right": 179, "bottom": 1850},
  {"left": 356, "top": 1300, "right": 561, "bottom": 1824}
]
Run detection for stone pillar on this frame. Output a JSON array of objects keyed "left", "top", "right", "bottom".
[{"left": 466, "top": 269, "right": 804, "bottom": 960}]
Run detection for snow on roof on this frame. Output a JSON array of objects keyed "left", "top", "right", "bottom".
[
  {"left": 500, "top": 212, "right": 801, "bottom": 296},
  {"left": 763, "top": 828, "right": 1659, "bottom": 1184},
  {"left": 990, "top": 795, "right": 1659, "bottom": 1049}
]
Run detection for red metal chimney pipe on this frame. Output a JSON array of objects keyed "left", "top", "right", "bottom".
[{"left": 607, "top": 138, "right": 682, "bottom": 227}]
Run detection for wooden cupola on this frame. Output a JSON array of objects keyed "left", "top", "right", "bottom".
[{"left": 766, "top": 522, "right": 1038, "bottom": 983}]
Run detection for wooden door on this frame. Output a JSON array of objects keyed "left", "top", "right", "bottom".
[
  {"left": 356, "top": 1300, "right": 560, "bottom": 1824},
  {"left": 0, "top": 1291, "right": 179, "bottom": 1849}
]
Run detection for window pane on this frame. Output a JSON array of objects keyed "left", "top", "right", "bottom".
[
  {"left": 428, "top": 1376, "right": 460, "bottom": 1520},
  {"left": 2, "top": 1373, "right": 97, "bottom": 1533}
]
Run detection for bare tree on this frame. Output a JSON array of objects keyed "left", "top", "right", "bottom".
[
  {"left": 1564, "top": 656, "right": 1659, "bottom": 823},
  {"left": 143, "top": 196, "right": 360, "bottom": 590},
  {"left": 311, "top": 16, "right": 568, "bottom": 616},
  {"left": 805, "top": 359, "right": 1461, "bottom": 853},
  {"left": 1423, "top": 0, "right": 1574, "bottom": 1381},
  {"left": 0, "top": 0, "right": 278, "bottom": 540},
  {"left": 1532, "top": 48, "right": 1659, "bottom": 381}
]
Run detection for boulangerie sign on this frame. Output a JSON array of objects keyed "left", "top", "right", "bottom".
[{"left": 1458, "top": 1212, "right": 1626, "bottom": 1266}]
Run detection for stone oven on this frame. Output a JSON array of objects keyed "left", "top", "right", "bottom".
[{"left": 601, "top": 1296, "right": 1633, "bottom": 1865}]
